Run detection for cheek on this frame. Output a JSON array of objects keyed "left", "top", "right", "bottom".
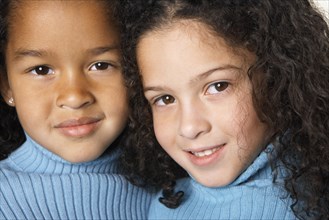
[
  {"left": 109, "top": 92, "right": 128, "bottom": 114},
  {"left": 153, "top": 115, "right": 172, "bottom": 148},
  {"left": 15, "top": 101, "right": 48, "bottom": 132},
  {"left": 99, "top": 81, "right": 128, "bottom": 112},
  {"left": 153, "top": 117, "right": 163, "bottom": 142},
  {"left": 236, "top": 106, "right": 268, "bottom": 152},
  {"left": 230, "top": 91, "right": 267, "bottom": 145}
]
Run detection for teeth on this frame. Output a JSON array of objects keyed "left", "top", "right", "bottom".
[
  {"left": 204, "top": 149, "right": 213, "bottom": 156},
  {"left": 191, "top": 146, "right": 221, "bottom": 158},
  {"left": 194, "top": 151, "right": 205, "bottom": 157}
]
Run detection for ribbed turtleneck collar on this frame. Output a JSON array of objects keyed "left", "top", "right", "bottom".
[{"left": 6, "top": 134, "right": 119, "bottom": 174}]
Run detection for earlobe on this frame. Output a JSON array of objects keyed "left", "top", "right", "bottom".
[
  {"left": 3, "top": 87, "right": 15, "bottom": 106},
  {"left": 0, "top": 77, "right": 15, "bottom": 107},
  {"left": 7, "top": 96, "right": 15, "bottom": 106},
  {"left": 1, "top": 90, "right": 15, "bottom": 107}
]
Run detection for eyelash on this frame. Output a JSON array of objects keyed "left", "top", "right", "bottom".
[
  {"left": 27, "top": 62, "right": 114, "bottom": 76},
  {"left": 89, "top": 62, "right": 114, "bottom": 71},
  {"left": 153, "top": 95, "right": 175, "bottom": 106},
  {"left": 28, "top": 65, "right": 54, "bottom": 75},
  {"left": 151, "top": 81, "right": 229, "bottom": 107},
  {"left": 205, "top": 81, "right": 229, "bottom": 95}
]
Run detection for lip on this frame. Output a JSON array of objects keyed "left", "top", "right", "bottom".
[
  {"left": 54, "top": 117, "right": 102, "bottom": 138},
  {"left": 186, "top": 144, "right": 226, "bottom": 167}
]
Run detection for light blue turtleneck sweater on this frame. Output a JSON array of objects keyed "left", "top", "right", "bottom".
[
  {"left": 0, "top": 135, "right": 152, "bottom": 219},
  {"left": 149, "top": 147, "right": 297, "bottom": 219}
]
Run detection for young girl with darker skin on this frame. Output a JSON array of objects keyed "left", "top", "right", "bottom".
[
  {"left": 0, "top": 0, "right": 151, "bottom": 219},
  {"left": 118, "top": 0, "right": 329, "bottom": 219}
]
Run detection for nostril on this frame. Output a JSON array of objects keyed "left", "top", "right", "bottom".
[
  {"left": 59, "top": 100, "right": 93, "bottom": 109},
  {"left": 56, "top": 89, "right": 95, "bottom": 110}
]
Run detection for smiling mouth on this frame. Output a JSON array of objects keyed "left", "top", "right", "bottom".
[{"left": 190, "top": 144, "right": 225, "bottom": 158}]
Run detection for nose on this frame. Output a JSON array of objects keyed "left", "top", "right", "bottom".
[
  {"left": 178, "top": 101, "right": 211, "bottom": 139},
  {"left": 56, "top": 72, "right": 95, "bottom": 110}
]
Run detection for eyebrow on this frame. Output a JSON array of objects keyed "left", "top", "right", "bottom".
[
  {"left": 143, "top": 65, "right": 242, "bottom": 93},
  {"left": 13, "top": 49, "right": 47, "bottom": 60},
  {"left": 86, "top": 45, "right": 120, "bottom": 56},
  {"left": 191, "top": 65, "right": 242, "bottom": 84},
  {"left": 13, "top": 45, "right": 119, "bottom": 60}
]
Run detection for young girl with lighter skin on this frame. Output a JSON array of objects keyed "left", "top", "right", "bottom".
[
  {"left": 0, "top": 0, "right": 151, "bottom": 219},
  {"left": 118, "top": 0, "right": 329, "bottom": 219}
]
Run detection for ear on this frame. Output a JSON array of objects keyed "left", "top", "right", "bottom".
[{"left": 0, "top": 72, "right": 15, "bottom": 107}]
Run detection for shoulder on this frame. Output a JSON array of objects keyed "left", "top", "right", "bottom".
[
  {"left": 0, "top": 155, "right": 19, "bottom": 173},
  {"left": 1, "top": 172, "right": 155, "bottom": 219}
]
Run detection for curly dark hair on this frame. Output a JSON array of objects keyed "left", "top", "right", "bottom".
[
  {"left": 117, "top": 0, "right": 329, "bottom": 219},
  {"left": 0, "top": 0, "right": 25, "bottom": 160},
  {"left": 0, "top": 0, "right": 125, "bottom": 161}
]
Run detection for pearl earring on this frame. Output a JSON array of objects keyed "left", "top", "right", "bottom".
[{"left": 8, "top": 97, "right": 14, "bottom": 104}]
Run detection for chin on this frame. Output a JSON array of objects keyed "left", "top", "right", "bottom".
[{"left": 61, "top": 150, "right": 103, "bottom": 163}]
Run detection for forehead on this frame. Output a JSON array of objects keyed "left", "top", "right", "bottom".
[
  {"left": 141, "top": 21, "right": 221, "bottom": 49},
  {"left": 7, "top": 0, "right": 114, "bottom": 38},
  {"left": 6, "top": 0, "right": 118, "bottom": 57},
  {"left": 9, "top": 0, "right": 110, "bottom": 23},
  {"left": 137, "top": 20, "right": 255, "bottom": 76},
  {"left": 140, "top": 20, "right": 253, "bottom": 58}
]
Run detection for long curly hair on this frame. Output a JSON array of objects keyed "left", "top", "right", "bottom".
[
  {"left": 118, "top": 0, "right": 329, "bottom": 219},
  {"left": 0, "top": 0, "right": 126, "bottom": 161}
]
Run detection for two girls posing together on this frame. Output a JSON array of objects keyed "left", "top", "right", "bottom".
[{"left": 1, "top": 0, "right": 328, "bottom": 219}]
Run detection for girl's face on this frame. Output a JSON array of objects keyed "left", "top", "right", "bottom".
[
  {"left": 3, "top": 1, "right": 128, "bottom": 163},
  {"left": 138, "top": 22, "right": 268, "bottom": 187}
]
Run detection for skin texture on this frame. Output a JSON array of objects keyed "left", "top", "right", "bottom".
[
  {"left": 3, "top": 1, "right": 128, "bottom": 163},
  {"left": 138, "top": 22, "right": 268, "bottom": 187}
]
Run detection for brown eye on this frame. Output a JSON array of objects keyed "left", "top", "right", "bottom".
[
  {"left": 214, "top": 82, "right": 228, "bottom": 91},
  {"left": 207, "top": 82, "right": 229, "bottom": 94},
  {"left": 90, "top": 62, "right": 111, "bottom": 71},
  {"left": 155, "top": 95, "right": 175, "bottom": 106},
  {"left": 31, "top": 66, "right": 53, "bottom": 75}
]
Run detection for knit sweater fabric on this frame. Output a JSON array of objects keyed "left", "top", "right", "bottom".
[
  {"left": 149, "top": 147, "right": 296, "bottom": 219},
  {"left": 0, "top": 135, "right": 152, "bottom": 220}
]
